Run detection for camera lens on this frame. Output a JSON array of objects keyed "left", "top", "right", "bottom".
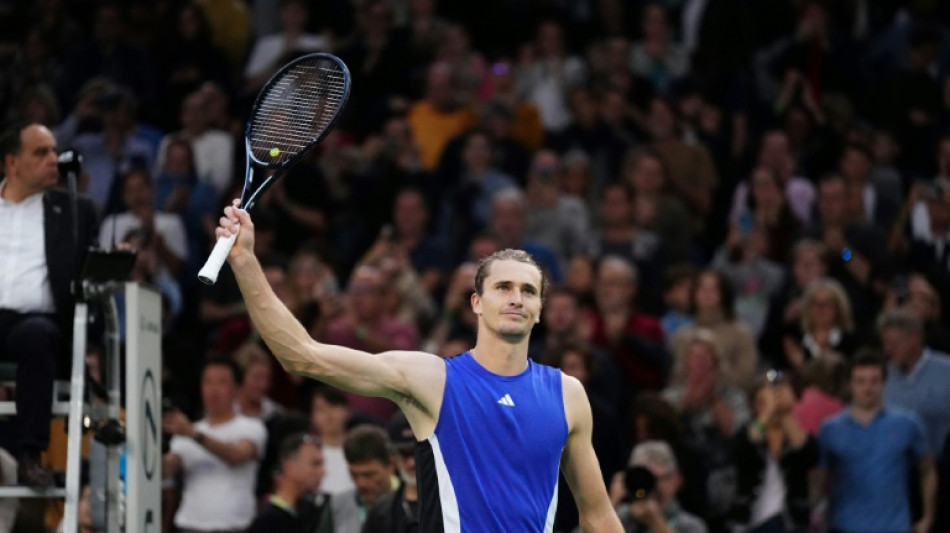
[{"left": 623, "top": 465, "right": 657, "bottom": 501}]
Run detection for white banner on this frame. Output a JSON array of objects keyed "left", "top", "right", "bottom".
[{"left": 124, "top": 283, "right": 162, "bottom": 533}]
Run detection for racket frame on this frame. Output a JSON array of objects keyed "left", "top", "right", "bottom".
[
  {"left": 238, "top": 52, "right": 352, "bottom": 210},
  {"left": 197, "top": 52, "right": 351, "bottom": 285}
]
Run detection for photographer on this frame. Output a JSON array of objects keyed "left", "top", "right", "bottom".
[{"left": 611, "top": 441, "right": 708, "bottom": 533}]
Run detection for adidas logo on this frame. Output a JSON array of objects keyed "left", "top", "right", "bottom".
[{"left": 497, "top": 394, "right": 515, "bottom": 407}]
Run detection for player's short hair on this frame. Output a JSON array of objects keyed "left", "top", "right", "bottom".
[{"left": 474, "top": 248, "right": 547, "bottom": 299}]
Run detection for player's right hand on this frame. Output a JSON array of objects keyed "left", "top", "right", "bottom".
[{"left": 217, "top": 199, "right": 256, "bottom": 259}]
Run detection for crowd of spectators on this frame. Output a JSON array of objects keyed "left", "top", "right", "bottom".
[{"left": 3, "top": 0, "right": 950, "bottom": 532}]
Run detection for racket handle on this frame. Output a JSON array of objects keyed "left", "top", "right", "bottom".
[{"left": 198, "top": 227, "right": 239, "bottom": 285}]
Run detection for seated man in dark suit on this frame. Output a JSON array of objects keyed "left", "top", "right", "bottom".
[{"left": 0, "top": 123, "right": 98, "bottom": 485}]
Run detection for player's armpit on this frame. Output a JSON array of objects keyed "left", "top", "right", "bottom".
[{"left": 294, "top": 345, "right": 445, "bottom": 415}]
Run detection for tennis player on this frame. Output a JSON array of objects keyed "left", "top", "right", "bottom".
[{"left": 216, "top": 202, "right": 623, "bottom": 532}]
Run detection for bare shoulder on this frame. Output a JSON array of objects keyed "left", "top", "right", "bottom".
[
  {"left": 560, "top": 373, "right": 592, "bottom": 434},
  {"left": 379, "top": 350, "right": 447, "bottom": 436}
]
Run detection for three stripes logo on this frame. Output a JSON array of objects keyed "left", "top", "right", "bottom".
[{"left": 497, "top": 393, "right": 515, "bottom": 407}]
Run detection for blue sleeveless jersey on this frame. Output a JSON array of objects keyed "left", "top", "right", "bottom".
[{"left": 417, "top": 351, "right": 568, "bottom": 532}]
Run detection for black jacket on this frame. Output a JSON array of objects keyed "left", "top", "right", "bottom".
[
  {"left": 363, "top": 483, "right": 418, "bottom": 533},
  {"left": 730, "top": 425, "right": 819, "bottom": 527},
  {"left": 43, "top": 188, "right": 99, "bottom": 363}
]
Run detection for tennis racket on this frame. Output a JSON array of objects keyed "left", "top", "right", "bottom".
[{"left": 198, "top": 53, "right": 351, "bottom": 284}]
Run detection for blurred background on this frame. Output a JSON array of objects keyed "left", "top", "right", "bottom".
[{"left": 2, "top": 0, "right": 950, "bottom": 532}]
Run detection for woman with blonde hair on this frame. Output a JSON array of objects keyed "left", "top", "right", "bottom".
[{"left": 781, "top": 277, "right": 859, "bottom": 378}]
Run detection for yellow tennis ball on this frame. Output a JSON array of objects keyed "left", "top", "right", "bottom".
[{"left": 269, "top": 147, "right": 280, "bottom": 157}]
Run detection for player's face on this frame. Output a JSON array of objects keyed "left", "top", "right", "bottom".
[
  {"left": 849, "top": 365, "right": 884, "bottom": 410},
  {"left": 473, "top": 260, "right": 542, "bottom": 341},
  {"left": 5, "top": 125, "right": 58, "bottom": 194},
  {"left": 348, "top": 460, "right": 393, "bottom": 507}
]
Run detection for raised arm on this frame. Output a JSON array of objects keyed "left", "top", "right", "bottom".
[
  {"left": 217, "top": 204, "right": 445, "bottom": 422},
  {"left": 560, "top": 375, "right": 624, "bottom": 533}
]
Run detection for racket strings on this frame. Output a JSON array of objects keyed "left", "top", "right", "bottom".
[{"left": 249, "top": 59, "right": 347, "bottom": 165}]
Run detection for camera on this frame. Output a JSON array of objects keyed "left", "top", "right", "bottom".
[{"left": 623, "top": 465, "right": 657, "bottom": 502}]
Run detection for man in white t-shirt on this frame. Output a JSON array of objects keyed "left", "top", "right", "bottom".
[
  {"left": 309, "top": 386, "right": 356, "bottom": 495},
  {"left": 163, "top": 358, "right": 267, "bottom": 532}
]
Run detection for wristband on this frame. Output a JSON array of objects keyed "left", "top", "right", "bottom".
[{"left": 194, "top": 431, "right": 206, "bottom": 446}]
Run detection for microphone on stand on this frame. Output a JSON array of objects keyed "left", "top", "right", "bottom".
[
  {"left": 57, "top": 149, "right": 83, "bottom": 246},
  {"left": 57, "top": 149, "right": 83, "bottom": 177}
]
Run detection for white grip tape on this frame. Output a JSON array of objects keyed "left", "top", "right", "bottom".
[{"left": 197, "top": 227, "right": 239, "bottom": 285}]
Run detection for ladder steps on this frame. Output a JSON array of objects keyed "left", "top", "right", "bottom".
[
  {"left": 0, "top": 401, "right": 72, "bottom": 417},
  {"left": 0, "top": 486, "right": 67, "bottom": 498}
]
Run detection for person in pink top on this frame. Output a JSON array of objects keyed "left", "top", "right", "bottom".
[{"left": 792, "top": 357, "right": 845, "bottom": 434}]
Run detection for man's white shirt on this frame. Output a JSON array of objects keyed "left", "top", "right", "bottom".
[
  {"left": 169, "top": 414, "right": 267, "bottom": 530},
  {"left": 0, "top": 184, "right": 54, "bottom": 313}
]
